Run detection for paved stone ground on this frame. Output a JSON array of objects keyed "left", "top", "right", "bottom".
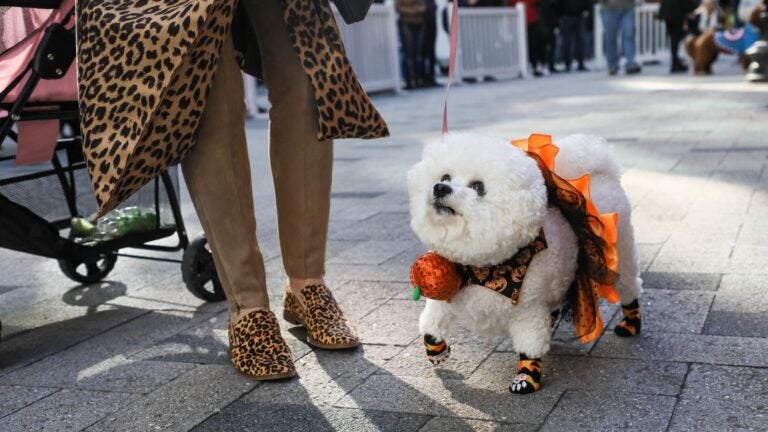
[{"left": 1, "top": 60, "right": 767, "bottom": 431}]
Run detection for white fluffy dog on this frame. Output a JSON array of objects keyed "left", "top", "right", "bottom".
[{"left": 407, "top": 132, "right": 643, "bottom": 394}]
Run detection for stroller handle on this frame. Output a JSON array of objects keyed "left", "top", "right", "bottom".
[{"left": 0, "top": 0, "right": 62, "bottom": 8}]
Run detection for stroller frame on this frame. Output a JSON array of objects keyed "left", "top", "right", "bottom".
[{"left": 0, "top": 0, "right": 223, "bottom": 302}]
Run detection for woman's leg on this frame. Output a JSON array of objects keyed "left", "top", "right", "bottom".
[
  {"left": 181, "top": 35, "right": 269, "bottom": 317},
  {"left": 245, "top": 0, "right": 359, "bottom": 349},
  {"left": 245, "top": 0, "right": 332, "bottom": 287}
]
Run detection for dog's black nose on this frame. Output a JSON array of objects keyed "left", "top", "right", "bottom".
[{"left": 433, "top": 183, "right": 452, "bottom": 198}]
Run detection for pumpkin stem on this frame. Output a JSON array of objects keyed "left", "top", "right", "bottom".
[{"left": 412, "top": 286, "right": 422, "bottom": 301}]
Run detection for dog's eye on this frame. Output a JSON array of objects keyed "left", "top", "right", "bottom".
[
  {"left": 470, "top": 181, "right": 485, "bottom": 196},
  {"left": 441, "top": 174, "right": 451, "bottom": 182}
]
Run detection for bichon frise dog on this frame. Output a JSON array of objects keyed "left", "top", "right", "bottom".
[{"left": 407, "top": 132, "right": 643, "bottom": 394}]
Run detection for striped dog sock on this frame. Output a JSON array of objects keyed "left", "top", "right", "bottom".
[
  {"left": 509, "top": 354, "right": 542, "bottom": 394},
  {"left": 614, "top": 299, "right": 642, "bottom": 337},
  {"left": 424, "top": 334, "right": 451, "bottom": 365}
]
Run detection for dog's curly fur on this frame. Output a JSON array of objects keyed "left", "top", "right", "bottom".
[{"left": 407, "top": 132, "right": 643, "bottom": 391}]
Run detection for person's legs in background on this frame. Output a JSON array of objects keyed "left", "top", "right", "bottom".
[
  {"left": 621, "top": 7, "right": 641, "bottom": 73},
  {"left": 574, "top": 14, "right": 587, "bottom": 70},
  {"left": 560, "top": 16, "right": 578, "bottom": 71},
  {"left": 527, "top": 24, "right": 543, "bottom": 76},
  {"left": 666, "top": 20, "right": 688, "bottom": 73},
  {"left": 544, "top": 25, "right": 559, "bottom": 73},
  {"left": 412, "top": 23, "right": 426, "bottom": 86},
  {"left": 400, "top": 21, "right": 423, "bottom": 89},
  {"left": 422, "top": 14, "right": 438, "bottom": 86},
  {"left": 601, "top": 9, "right": 621, "bottom": 74},
  {"left": 527, "top": 24, "right": 535, "bottom": 72}
]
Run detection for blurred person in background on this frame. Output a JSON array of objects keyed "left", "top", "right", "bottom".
[
  {"left": 599, "top": 0, "right": 642, "bottom": 75},
  {"left": 559, "top": 0, "right": 592, "bottom": 71},
  {"left": 736, "top": 0, "right": 764, "bottom": 25},
  {"left": 538, "top": 0, "right": 562, "bottom": 73},
  {"left": 659, "top": 0, "right": 698, "bottom": 73},
  {"left": 511, "top": 0, "right": 549, "bottom": 75},
  {"left": 685, "top": 0, "right": 725, "bottom": 74},
  {"left": 397, "top": 0, "right": 427, "bottom": 89},
  {"left": 422, "top": 0, "right": 439, "bottom": 87}
]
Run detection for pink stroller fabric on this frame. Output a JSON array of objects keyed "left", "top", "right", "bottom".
[
  {"left": 0, "top": 6, "right": 49, "bottom": 51},
  {"left": 0, "top": 0, "right": 76, "bottom": 165},
  {"left": 0, "top": 0, "right": 77, "bottom": 102}
]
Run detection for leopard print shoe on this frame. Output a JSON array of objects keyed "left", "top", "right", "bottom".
[
  {"left": 228, "top": 309, "right": 296, "bottom": 381},
  {"left": 283, "top": 283, "right": 360, "bottom": 350}
]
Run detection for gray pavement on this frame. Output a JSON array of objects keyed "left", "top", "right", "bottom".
[{"left": 1, "top": 60, "right": 768, "bottom": 431}]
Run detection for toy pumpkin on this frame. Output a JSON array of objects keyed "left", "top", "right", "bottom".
[{"left": 410, "top": 252, "right": 463, "bottom": 301}]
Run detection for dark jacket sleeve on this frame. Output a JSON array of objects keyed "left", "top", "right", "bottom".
[
  {"left": 230, "top": 0, "right": 262, "bottom": 78},
  {"left": 659, "top": 0, "right": 698, "bottom": 22}
]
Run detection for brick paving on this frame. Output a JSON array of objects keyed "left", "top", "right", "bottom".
[{"left": 1, "top": 61, "right": 767, "bottom": 431}]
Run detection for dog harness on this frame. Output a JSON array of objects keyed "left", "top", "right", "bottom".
[
  {"left": 410, "top": 230, "right": 546, "bottom": 304},
  {"left": 457, "top": 229, "right": 547, "bottom": 305}
]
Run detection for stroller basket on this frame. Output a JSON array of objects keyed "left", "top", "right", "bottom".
[{"left": 0, "top": 144, "right": 182, "bottom": 260}]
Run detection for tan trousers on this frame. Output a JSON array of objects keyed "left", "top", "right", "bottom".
[{"left": 181, "top": 0, "right": 333, "bottom": 314}]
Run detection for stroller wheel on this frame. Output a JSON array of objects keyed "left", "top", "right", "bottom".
[
  {"left": 58, "top": 252, "right": 118, "bottom": 284},
  {"left": 182, "top": 236, "right": 225, "bottom": 302}
]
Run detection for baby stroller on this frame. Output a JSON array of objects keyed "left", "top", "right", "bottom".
[{"left": 0, "top": 0, "right": 225, "bottom": 306}]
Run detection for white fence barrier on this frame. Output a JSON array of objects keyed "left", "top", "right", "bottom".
[
  {"left": 244, "top": 3, "right": 400, "bottom": 119},
  {"left": 333, "top": 4, "right": 401, "bottom": 93},
  {"left": 593, "top": 2, "right": 669, "bottom": 68},
  {"left": 445, "top": 4, "right": 529, "bottom": 80},
  {"left": 634, "top": 3, "right": 669, "bottom": 63}
]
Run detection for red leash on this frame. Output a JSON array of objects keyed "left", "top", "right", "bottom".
[{"left": 441, "top": 0, "right": 459, "bottom": 136}]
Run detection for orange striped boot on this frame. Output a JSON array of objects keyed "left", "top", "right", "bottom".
[
  {"left": 614, "top": 299, "right": 642, "bottom": 337},
  {"left": 423, "top": 334, "right": 451, "bottom": 365},
  {"left": 509, "top": 354, "right": 542, "bottom": 395}
]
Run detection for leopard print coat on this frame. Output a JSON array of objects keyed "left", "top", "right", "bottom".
[
  {"left": 232, "top": 0, "right": 390, "bottom": 141},
  {"left": 78, "top": 0, "right": 389, "bottom": 216}
]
